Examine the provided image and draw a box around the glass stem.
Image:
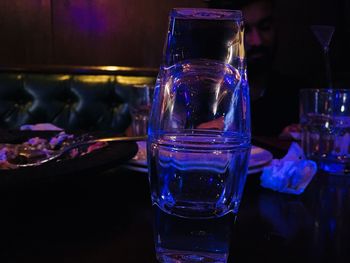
[323,46,333,89]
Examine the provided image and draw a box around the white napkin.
[20,123,63,131]
[260,142,317,195]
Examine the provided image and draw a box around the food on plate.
[0,132,107,169]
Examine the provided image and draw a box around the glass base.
[153,206,234,263]
[156,248,228,263]
[319,160,350,175]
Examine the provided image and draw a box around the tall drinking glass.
[147,8,250,263]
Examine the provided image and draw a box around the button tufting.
[1,69,156,132]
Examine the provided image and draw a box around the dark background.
[0,0,349,87]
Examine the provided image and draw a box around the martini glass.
[310,25,335,89]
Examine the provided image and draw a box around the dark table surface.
[1,135,350,263]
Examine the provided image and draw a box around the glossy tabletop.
[1,137,350,263]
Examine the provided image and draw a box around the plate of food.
[0,130,138,185]
[124,141,273,174]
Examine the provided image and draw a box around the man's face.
[243,1,276,74]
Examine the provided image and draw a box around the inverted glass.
[147,8,251,263]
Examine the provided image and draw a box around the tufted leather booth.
[0,66,157,132]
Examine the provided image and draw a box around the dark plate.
[0,130,138,187]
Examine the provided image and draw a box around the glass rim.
[170,8,242,21]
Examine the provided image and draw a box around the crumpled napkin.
[260,142,317,195]
[20,123,63,131]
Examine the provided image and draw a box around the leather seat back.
[0,67,156,132]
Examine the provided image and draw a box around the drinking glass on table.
[129,84,153,136]
[300,89,350,175]
[147,8,250,263]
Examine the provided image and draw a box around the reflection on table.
[1,137,350,263]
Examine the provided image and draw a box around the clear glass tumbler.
[300,89,350,175]
[147,8,251,263]
[129,84,153,136]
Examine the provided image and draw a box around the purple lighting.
[68,2,107,34]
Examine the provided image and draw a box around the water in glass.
[148,8,250,263]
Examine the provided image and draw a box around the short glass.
[129,84,153,136]
[148,8,250,263]
[300,89,350,175]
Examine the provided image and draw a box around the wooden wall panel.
[0,0,52,65]
[0,0,347,80]
[51,0,206,67]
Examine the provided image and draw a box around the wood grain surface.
[0,0,52,65]
[0,0,206,67]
